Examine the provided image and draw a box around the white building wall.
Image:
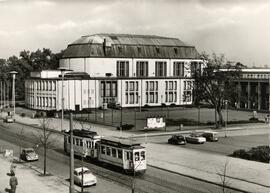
[60,57,202,78]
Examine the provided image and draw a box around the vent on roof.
[118,46,123,53]
[137,47,142,53]
[174,48,178,55]
[156,47,160,54]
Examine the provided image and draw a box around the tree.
[33,114,55,175]
[194,53,242,128]
[217,159,231,193]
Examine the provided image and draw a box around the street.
[0,120,243,193]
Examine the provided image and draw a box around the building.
[25,34,203,111]
[236,69,270,111]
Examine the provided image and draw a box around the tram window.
[141,151,145,160]
[68,137,71,143]
[73,138,75,145]
[112,148,117,157]
[135,152,139,161]
[118,149,122,159]
[80,139,83,147]
[86,141,90,148]
[125,152,129,160]
[101,146,106,154]
[106,147,111,156]
[76,139,79,146]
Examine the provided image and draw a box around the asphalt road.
[141,133,268,156]
[0,120,243,193]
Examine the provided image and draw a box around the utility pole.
[224,100,228,138]
[69,113,74,193]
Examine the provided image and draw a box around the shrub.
[166,118,200,126]
[20,113,26,117]
[230,146,269,163]
[117,124,134,130]
[249,117,259,122]
[170,103,176,107]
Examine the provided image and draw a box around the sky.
[0,0,270,67]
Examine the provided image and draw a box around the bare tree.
[33,114,55,175]
[217,159,231,193]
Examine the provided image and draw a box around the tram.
[64,129,146,173]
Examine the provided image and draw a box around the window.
[165,81,177,103]
[80,139,83,146]
[118,149,122,159]
[117,61,129,77]
[135,152,140,161]
[136,61,149,77]
[145,81,159,104]
[101,146,106,154]
[137,47,142,53]
[141,151,145,160]
[155,61,167,77]
[101,81,117,98]
[156,47,160,54]
[125,81,139,105]
[173,62,184,76]
[112,148,117,157]
[106,147,111,156]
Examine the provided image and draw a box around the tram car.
[97,137,146,173]
[64,129,101,158]
[64,130,147,173]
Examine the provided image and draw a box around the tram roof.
[65,129,100,138]
[100,137,144,149]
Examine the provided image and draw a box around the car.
[74,167,97,187]
[185,133,206,144]
[168,135,186,145]
[20,148,39,161]
[201,131,219,142]
[4,116,15,123]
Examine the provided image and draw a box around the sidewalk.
[145,143,270,193]
[0,155,68,193]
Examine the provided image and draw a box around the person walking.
[9,172,18,193]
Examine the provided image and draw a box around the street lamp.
[58,67,69,132]
[10,71,18,117]
[224,100,228,138]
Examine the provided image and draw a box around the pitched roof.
[62,33,200,59]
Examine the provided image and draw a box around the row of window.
[27,81,56,91]
[100,81,117,97]
[67,137,96,149]
[100,145,123,159]
[116,61,200,77]
[32,97,56,108]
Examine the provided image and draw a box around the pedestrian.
[10,162,16,175]
[9,172,18,193]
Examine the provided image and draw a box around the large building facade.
[236,69,270,111]
[25,34,203,111]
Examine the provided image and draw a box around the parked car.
[185,133,206,144]
[20,148,39,161]
[4,116,15,123]
[74,167,97,187]
[168,135,186,145]
[201,131,219,142]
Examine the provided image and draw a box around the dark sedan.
[168,135,186,145]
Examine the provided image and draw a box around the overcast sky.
[0,0,269,67]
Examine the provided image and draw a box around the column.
[258,82,261,110]
[247,82,250,109]
[237,81,241,108]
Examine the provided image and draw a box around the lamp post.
[58,67,69,132]
[10,71,18,117]
[69,113,74,193]
[224,100,228,138]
